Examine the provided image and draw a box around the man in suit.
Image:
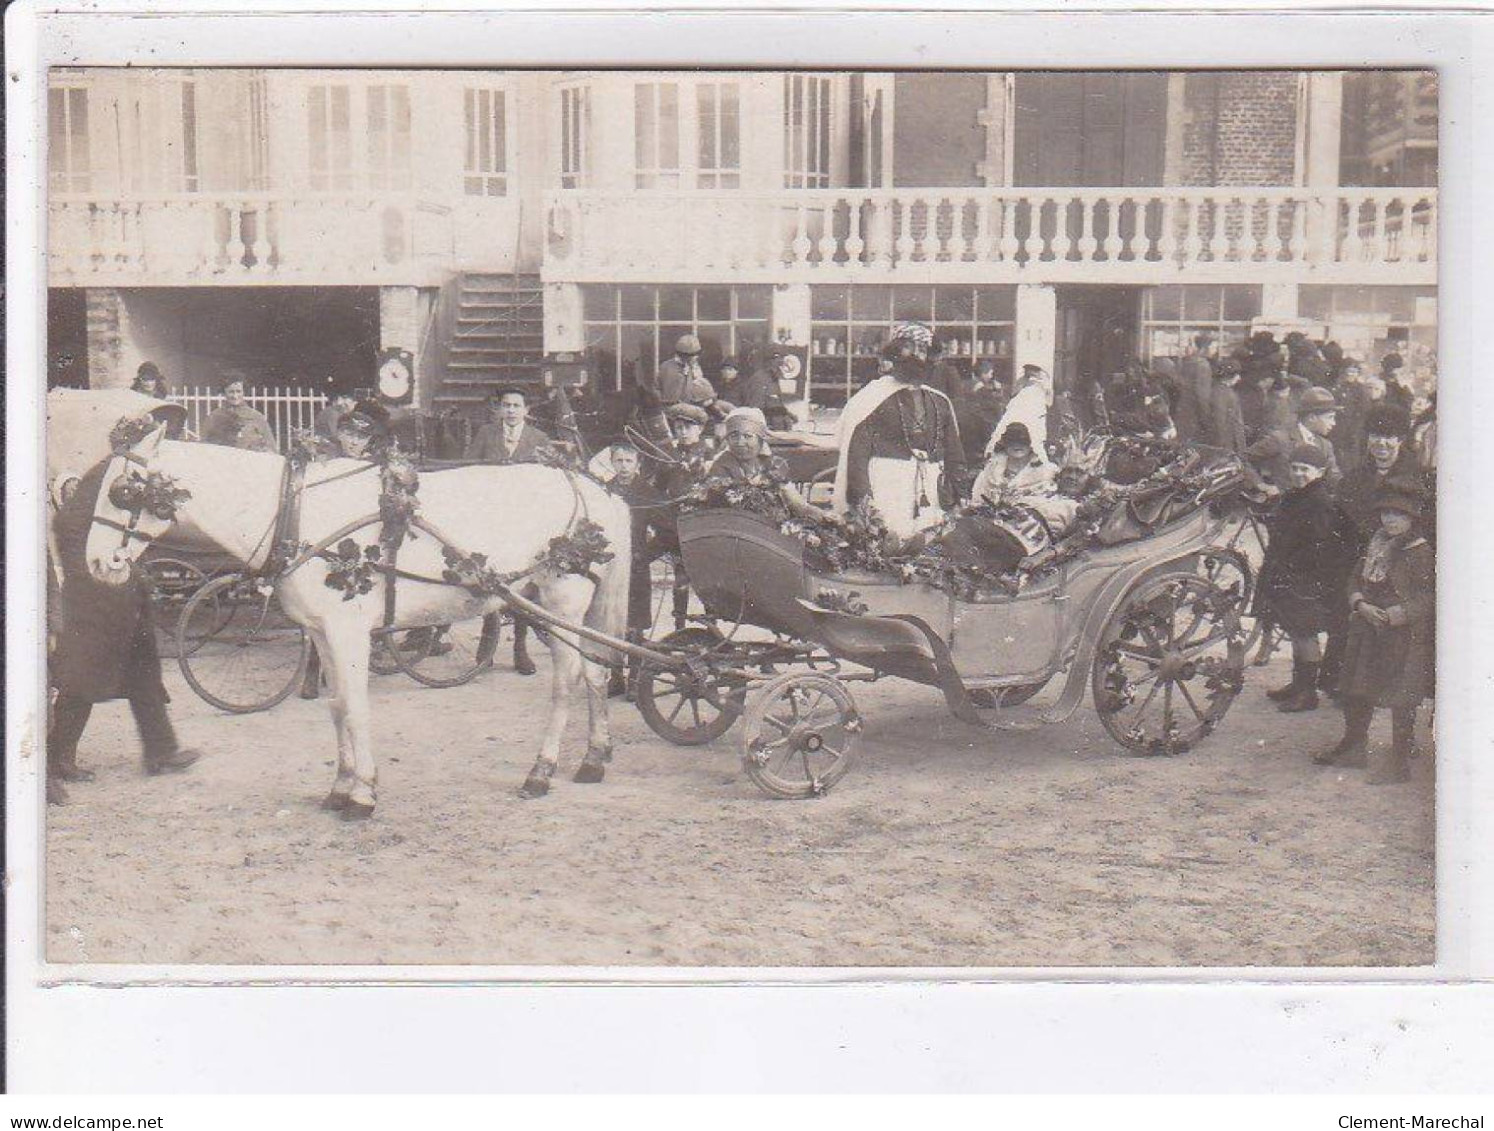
[1175,336,1216,444]
[465,387,552,464]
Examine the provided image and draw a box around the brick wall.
[85,288,130,390]
[1180,72,1300,187]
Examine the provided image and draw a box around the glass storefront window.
[1140,285,1260,361]
[581,284,773,392]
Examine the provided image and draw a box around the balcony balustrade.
[544,187,1436,285]
[48,193,456,287]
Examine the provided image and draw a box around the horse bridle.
[91,449,171,551]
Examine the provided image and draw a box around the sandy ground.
[43,643,1434,968]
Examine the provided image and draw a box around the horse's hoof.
[322,791,350,811]
[340,800,375,821]
[573,761,606,785]
[518,774,551,800]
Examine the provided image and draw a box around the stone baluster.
[1076,197,1097,260]
[894,198,914,265]
[998,198,1020,262]
[969,197,992,263]
[946,196,968,262]
[1341,194,1365,264]
[790,202,813,266]
[224,201,248,272]
[844,197,866,265]
[1371,195,1390,264]
[1179,198,1202,264]
[816,198,838,265]
[1100,197,1123,260]
[1205,196,1228,261]
[1262,197,1283,261]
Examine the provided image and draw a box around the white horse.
[83,425,632,817]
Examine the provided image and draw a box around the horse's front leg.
[578,650,613,782]
[308,626,356,810]
[318,617,378,819]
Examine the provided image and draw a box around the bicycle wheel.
[177,573,310,713]
[139,555,208,659]
[388,613,502,689]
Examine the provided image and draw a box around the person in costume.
[832,322,964,539]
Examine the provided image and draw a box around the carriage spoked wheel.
[380,613,503,689]
[1198,547,1264,653]
[636,627,747,746]
[139,555,209,659]
[177,573,310,714]
[1092,571,1247,757]
[741,671,860,800]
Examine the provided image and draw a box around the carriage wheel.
[741,672,860,799]
[635,627,746,746]
[386,613,502,688]
[1198,547,1263,653]
[1092,571,1246,756]
[177,573,310,714]
[139,555,208,659]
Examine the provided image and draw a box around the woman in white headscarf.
[986,364,1054,461]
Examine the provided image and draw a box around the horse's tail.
[584,488,632,664]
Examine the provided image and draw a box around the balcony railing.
[544,187,1437,284]
[48,193,457,287]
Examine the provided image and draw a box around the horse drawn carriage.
[627,458,1256,798]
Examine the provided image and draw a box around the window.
[48,86,91,194]
[696,82,741,189]
[1340,71,1438,188]
[784,75,832,188]
[560,86,591,189]
[367,85,412,191]
[1298,285,1437,360]
[634,82,681,189]
[464,87,509,196]
[808,285,1016,407]
[582,285,772,393]
[308,84,353,191]
[180,80,200,192]
[1139,286,1261,361]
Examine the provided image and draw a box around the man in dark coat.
[718,355,770,413]
[1257,444,1358,713]
[921,341,963,403]
[1205,359,1248,454]
[48,465,201,804]
[1173,341,1214,444]
[953,360,1008,464]
[603,442,666,698]
[465,388,552,464]
[1245,386,1342,492]
[642,334,717,409]
[1314,480,1434,782]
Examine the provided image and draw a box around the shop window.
[308,84,353,191]
[464,87,509,196]
[696,82,741,189]
[48,85,92,194]
[808,284,1016,407]
[784,75,832,189]
[1298,285,1437,361]
[1139,285,1261,360]
[367,84,412,192]
[560,86,591,189]
[582,285,773,392]
[635,82,681,189]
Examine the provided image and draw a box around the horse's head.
[84,420,188,585]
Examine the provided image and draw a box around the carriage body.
[679,504,1222,692]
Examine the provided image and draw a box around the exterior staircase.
[431,272,545,411]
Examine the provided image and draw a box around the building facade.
[48,68,1438,435]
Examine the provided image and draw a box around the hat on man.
[674,334,703,357]
[1288,442,1330,469]
[339,398,390,436]
[664,402,710,426]
[998,422,1033,450]
[1364,402,1412,440]
[1297,387,1338,417]
[1374,478,1425,519]
[1214,358,1241,380]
